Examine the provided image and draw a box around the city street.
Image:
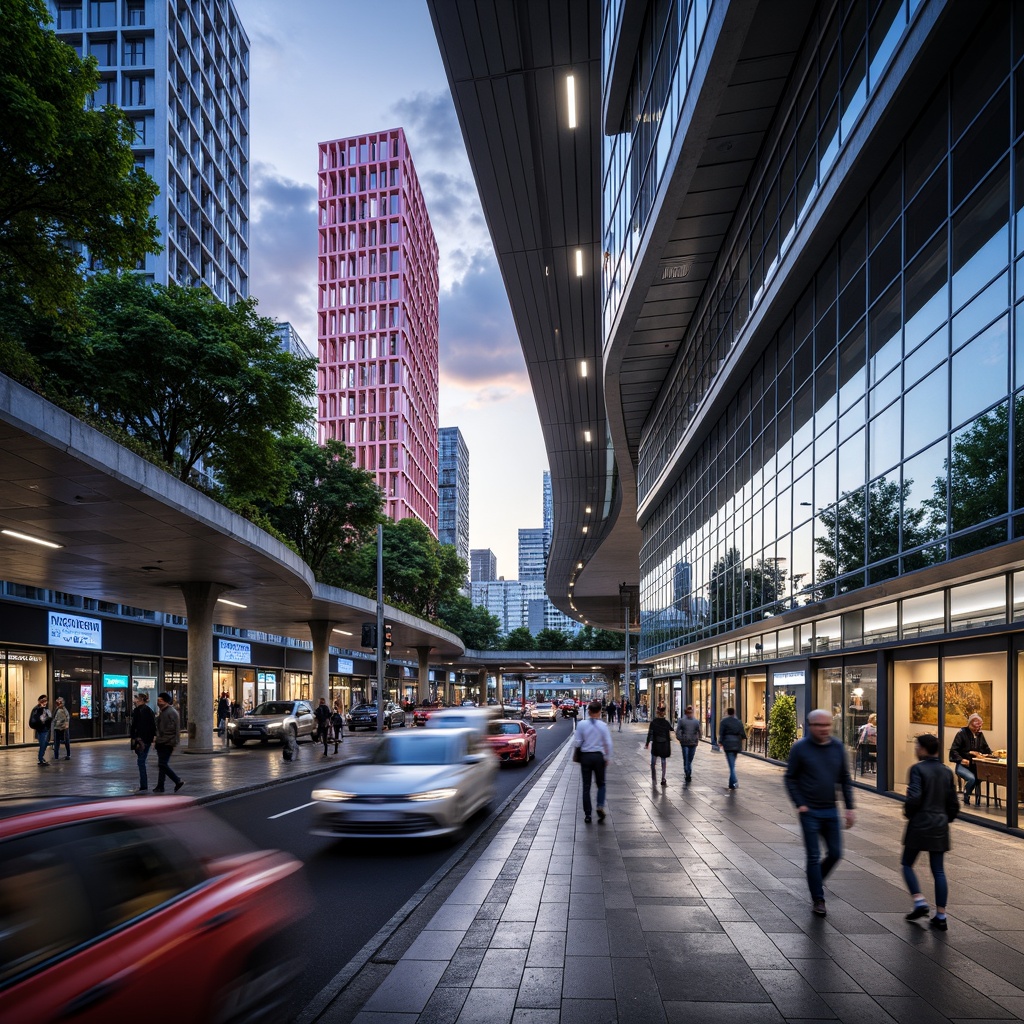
[208,716,575,1013]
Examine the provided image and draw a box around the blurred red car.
[486,719,537,764]
[0,796,307,1024]
[413,700,445,726]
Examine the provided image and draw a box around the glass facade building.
[438,426,470,565]
[609,1,1024,830]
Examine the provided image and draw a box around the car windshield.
[490,723,521,735]
[371,734,463,765]
[250,702,294,716]
[352,705,377,712]
[535,703,552,709]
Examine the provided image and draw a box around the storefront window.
[329,675,352,713]
[256,671,277,704]
[818,666,843,739]
[777,628,795,657]
[2,651,47,745]
[689,676,712,740]
[1013,571,1024,621]
[902,592,944,638]
[949,578,1006,631]
[283,672,310,701]
[163,660,188,727]
[54,652,100,740]
[846,664,877,780]
[214,667,235,709]
[893,657,939,792]
[718,673,736,728]
[943,650,1007,823]
[132,659,158,707]
[100,655,130,737]
[863,602,897,642]
[743,672,767,753]
[815,617,842,651]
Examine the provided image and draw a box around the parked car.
[413,701,445,727]
[502,702,523,718]
[486,719,537,765]
[310,728,497,839]
[0,796,307,1024]
[226,700,315,747]
[559,700,578,719]
[347,701,406,731]
[530,701,558,722]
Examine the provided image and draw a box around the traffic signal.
[383,622,393,650]
[361,622,378,649]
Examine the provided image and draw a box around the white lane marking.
[268,800,316,819]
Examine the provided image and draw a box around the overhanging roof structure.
[0,374,465,660]
[428,0,641,632]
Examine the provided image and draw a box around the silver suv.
[227,700,315,747]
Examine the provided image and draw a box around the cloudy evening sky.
[235,0,548,577]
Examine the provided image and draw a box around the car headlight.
[408,788,458,802]
[312,789,355,801]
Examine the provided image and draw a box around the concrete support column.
[179,581,227,754]
[477,668,488,704]
[610,671,621,704]
[416,646,432,704]
[308,620,333,705]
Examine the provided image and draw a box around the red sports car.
[486,719,537,765]
[413,701,445,726]
[0,796,307,1024]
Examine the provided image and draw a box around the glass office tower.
[606,1,1024,828]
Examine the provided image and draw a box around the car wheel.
[285,725,297,745]
[230,737,245,748]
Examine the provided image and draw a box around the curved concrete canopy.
[0,374,464,660]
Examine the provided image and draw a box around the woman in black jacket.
[903,733,959,931]
[645,704,673,787]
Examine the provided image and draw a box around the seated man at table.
[948,713,992,806]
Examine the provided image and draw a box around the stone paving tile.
[515,966,562,1008]
[454,988,516,1024]
[873,995,963,1024]
[820,992,901,1024]
[561,955,614,998]
[663,1002,785,1024]
[401,930,465,961]
[416,987,469,1024]
[525,930,565,968]
[489,921,533,949]
[565,917,610,956]
[722,921,793,970]
[611,957,667,1024]
[424,905,479,932]
[636,903,725,932]
[653,953,772,1003]
[436,948,485,989]
[558,998,618,1023]
[473,948,527,988]
[753,968,838,1018]
[533,902,568,931]
[361,960,449,1014]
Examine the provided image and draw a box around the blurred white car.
[425,706,499,741]
[310,729,497,839]
[530,702,558,721]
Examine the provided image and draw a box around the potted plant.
[767,692,798,761]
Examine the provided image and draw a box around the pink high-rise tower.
[317,128,439,533]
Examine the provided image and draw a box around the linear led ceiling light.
[580,360,588,377]
[584,430,592,442]
[333,628,353,636]
[217,597,247,608]
[566,74,577,129]
[575,248,584,277]
[1,528,62,549]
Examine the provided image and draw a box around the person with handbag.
[572,700,614,824]
[129,692,157,792]
[903,732,959,930]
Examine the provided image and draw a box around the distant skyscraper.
[316,127,439,533]
[438,427,470,565]
[518,528,547,582]
[542,470,552,549]
[47,0,250,303]
[470,549,497,583]
[273,322,316,439]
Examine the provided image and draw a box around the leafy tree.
[535,628,572,650]
[767,692,798,761]
[254,436,383,576]
[436,595,502,650]
[590,628,630,650]
[335,517,466,618]
[503,627,535,651]
[0,0,159,327]
[30,274,315,492]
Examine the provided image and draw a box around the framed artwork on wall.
[910,680,992,727]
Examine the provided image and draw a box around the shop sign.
[7,652,44,663]
[103,674,129,688]
[639,677,649,691]
[337,658,353,674]
[80,685,92,720]
[774,670,806,687]
[448,672,456,683]
[48,612,102,649]
[257,671,276,684]
[218,639,251,664]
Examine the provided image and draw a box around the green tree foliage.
[29,274,315,493]
[436,595,502,650]
[255,436,383,576]
[0,0,160,328]
[708,548,787,625]
[767,692,798,761]
[503,627,535,651]
[332,517,467,618]
[535,628,572,651]
[591,628,630,650]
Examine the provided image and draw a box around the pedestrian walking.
[52,696,71,760]
[129,691,157,791]
[607,700,617,727]
[718,706,747,789]
[645,704,672,786]
[216,691,230,737]
[902,732,959,931]
[153,691,184,793]
[28,694,51,766]
[784,708,856,917]
[573,699,614,824]
[314,697,332,756]
[230,697,242,720]
[617,699,624,732]
[625,699,632,723]
[331,697,345,752]
[675,704,701,783]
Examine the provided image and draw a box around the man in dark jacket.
[29,695,51,766]
[675,705,702,783]
[717,707,746,789]
[948,714,992,806]
[645,704,673,786]
[902,733,959,931]
[129,692,157,791]
[216,692,230,737]
[154,692,184,793]
[785,709,855,917]
[313,697,332,756]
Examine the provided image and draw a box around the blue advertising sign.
[48,612,102,649]
[218,639,251,664]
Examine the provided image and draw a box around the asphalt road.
[207,715,575,1015]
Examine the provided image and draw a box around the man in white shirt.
[573,700,614,823]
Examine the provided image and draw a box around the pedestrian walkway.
[325,724,1024,1024]
[0,732,369,803]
